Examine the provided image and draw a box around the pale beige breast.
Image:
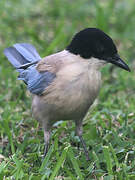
[40,61,101,120]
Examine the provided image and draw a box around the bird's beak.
[107,54,131,72]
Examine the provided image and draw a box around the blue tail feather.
[4,43,41,69]
[13,43,41,62]
[4,47,30,68]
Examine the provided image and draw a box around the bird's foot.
[79,135,90,161]
[43,143,49,158]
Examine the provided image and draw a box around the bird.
[4,28,130,160]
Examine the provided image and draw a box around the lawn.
[0,0,135,179]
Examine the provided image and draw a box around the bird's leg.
[43,127,51,157]
[44,131,50,157]
[75,120,90,161]
[79,135,90,161]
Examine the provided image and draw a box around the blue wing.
[18,65,56,95]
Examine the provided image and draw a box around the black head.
[66,28,130,71]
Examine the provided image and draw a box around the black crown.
[66,28,117,60]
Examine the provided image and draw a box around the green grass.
[0,0,135,179]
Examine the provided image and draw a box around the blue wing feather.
[18,65,56,95]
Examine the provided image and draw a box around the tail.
[4,43,55,95]
[4,43,41,70]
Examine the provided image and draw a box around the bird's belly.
[58,86,99,120]
[43,75,100,120]
[32,89,94,123]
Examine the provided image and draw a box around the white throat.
[63,50,107,70]
[87,57,107,70]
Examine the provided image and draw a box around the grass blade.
[0,161,8,174]
[63,167,77,180]
[49,147,67,180]
[2,114,15,154]
[109,143,119,169]
[67,147,84,180]
[103,146,113,175]
[39,144,54,172]
[92,150,100,169]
